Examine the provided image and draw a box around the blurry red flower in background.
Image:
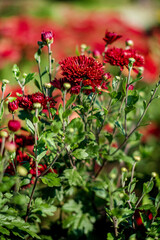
[103,30,122,45]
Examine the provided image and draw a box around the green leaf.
[72,149,88,160]
[34,79,41,91]
[66,95,77,109]
[25,119,35,134]
[64,169,85,187]
[0,226,10,235]
[143,181,154,194]
[102,106,108,115]
[37,150,47,162]
[24,73,35,85]
[115,121,125,135]
[65,118,85,145]
[58,103,63,122]
[62,109,72,119]
[41,173,61,187]
[155,192,160,208]
[127,94,139,107]
[62,199,82,213]
[107,232,114,240]
[18,110,32,121]
[0,105,4,121]
[75,45,80,56]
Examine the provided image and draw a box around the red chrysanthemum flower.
[124,48,144,68]
[59,55,105,94]
[104,47,144,70]
[104,47,126,70]
[103,31,122,45]
[18,95,33,110]
[15,134,34,148]
[8,99,19,113]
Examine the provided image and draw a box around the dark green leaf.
[24,73,35,85]
[66,95,77,109]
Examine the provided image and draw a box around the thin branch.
[111,81,160,156]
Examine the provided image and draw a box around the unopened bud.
[63,82,71,90]
[81,44,87,50]
[125,39,134,47]
[151,172,157,178]
[33,102,41,109]
[2,79,9,85]
[69,128,74,133]
[93,50,101,58]
[23,73,27,78]
[121,167,127,172]
[134,155,141,161]
[138,67,144,74]
[129,58,135,64]
[115,76,120,81]
[0,131,8,138]
[17,165,28,176]
[45,83,52,89]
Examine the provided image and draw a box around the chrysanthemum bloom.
[124,48,144,68]
[8,120,21,132]
[103,31,122,45]
[18,95,33,110]
[31,92,47,108]
[41,31,54,45]
[58,55,105,94]
[8,99,19,113]
[104,47,144,70]
[15,134,34,148]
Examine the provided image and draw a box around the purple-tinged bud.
[41,31,54,45]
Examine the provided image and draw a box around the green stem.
[124,66,132,136]
[111,81,160,156]
[37,56,44,94]
[25,151,61,222]
[34,108,39,177]
[48,44,52,83]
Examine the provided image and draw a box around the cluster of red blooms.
[104,47,144,71]
[3,133,56,187]
[8,92,56,113]
[52,55,110,94]
[102,31,144,71]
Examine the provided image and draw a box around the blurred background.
[0,0,160,174]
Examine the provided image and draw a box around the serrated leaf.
[41,173,61,187]
[64,169,85,187]
[72,149,88,160]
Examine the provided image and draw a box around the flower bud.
[41,31,54,45]
[69,128,74,133]
[121,167,127,172]
[17,165,28,176]
[23,73,27,78]
[2,79,9,85]
[128,84,134,90]
[129,58,136,64]
[5,141,16,152]
[63,82,71,90]
[125,39,134,47]
[93,50,101,58]
[8,100,19,113]
[33,102,42,109]
[151,172,157,178]
[8,120,21,132]
[133,155,141,162]
[0,131,8,138]
[138,67,144,74]
[45,83,52,89]
[81,44,87,50]
[115,76,120,81]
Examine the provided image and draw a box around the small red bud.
[8,120,21,132]
[41,31,54,45]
